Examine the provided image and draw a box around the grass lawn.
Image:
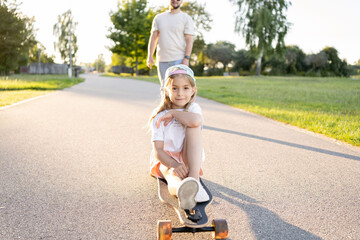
[105,74,360,147]
[0,74,84,107]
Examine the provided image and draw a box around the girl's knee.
[186,126,201,135]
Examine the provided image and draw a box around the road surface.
[1,74,359,239]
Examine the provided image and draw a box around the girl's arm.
[153,141,188,178]
[156,110,202,128]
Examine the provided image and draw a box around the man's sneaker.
[195,182,210,203]
[177,177,198,210]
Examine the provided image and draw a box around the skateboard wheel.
[157,220,172,240]
[212,219,228,239]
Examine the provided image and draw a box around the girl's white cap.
[164,64,196,85]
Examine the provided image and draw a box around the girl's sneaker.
[195,182,210,202]
[177,177,198,210]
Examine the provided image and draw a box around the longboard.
[158,177,212,227]
[156,177,229,239]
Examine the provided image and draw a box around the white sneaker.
[177,177,198,210]
[195,182,210,203]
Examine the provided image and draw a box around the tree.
[53,10,78,65]
[111,53,127,67]
[230,0,291,75]
[305,51,328,76]
[232,49,255,73]
[191,35,207,75]
[284,45,306,74]
[265,45,306,75]
[353,59,360,75]
[28,44,55,63]
[322,47,349,77]
[177,1,212,38]
[156,1,212,38]
[0,1,36,74]
[93,54,106,73]
[108,0,154,75]
[206,41,236,72]
[304,47,350,77]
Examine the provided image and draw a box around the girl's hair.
[148,74,197,126]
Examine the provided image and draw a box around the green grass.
[104,74,360,146]
[197,76,360,146]
[0,74,84,107]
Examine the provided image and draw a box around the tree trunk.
[135,36,139,76]
[135,56,139,76]
[256,51,263,76]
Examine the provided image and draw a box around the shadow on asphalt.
[204,125,360,161]
[203,179,323,240]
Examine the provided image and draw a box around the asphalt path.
[1,73,359,240]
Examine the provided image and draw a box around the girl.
[149,64,209,210]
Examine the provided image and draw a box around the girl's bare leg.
[183,126,209,202]
[159,164,182,196]
[182,127,203,180]
[159,164,198,209]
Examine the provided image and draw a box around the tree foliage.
[230,0,291,75]
[261,45,350,77]
[108,0,154,75]
[206,41,236,71]
[178,1,212,38]
[28,44,55,63]
[53,10,78,65]
[156,1,212,38]
[93,54,106,72]
[190,36,207,75]
[111,53,127,67]
[284,45,306,73]
[322,47,349,77]
[232,49,255,72]
[0,1,36,74]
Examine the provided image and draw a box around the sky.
[18,0,360,65]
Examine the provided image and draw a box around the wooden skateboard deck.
[157,177,213,228]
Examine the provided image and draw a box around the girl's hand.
[156,111,174,128]
[170,163,189,179]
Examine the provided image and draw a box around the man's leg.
[158,59,183,90]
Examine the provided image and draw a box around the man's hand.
[147,56,154,69]
[181,58,189,66]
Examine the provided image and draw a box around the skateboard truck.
[157,219,229,239]
[185,208,202,222]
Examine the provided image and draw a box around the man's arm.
[147,30,160,69]
[182,34,193,66]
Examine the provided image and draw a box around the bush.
[191,64,204,76]
[205,67,224,76]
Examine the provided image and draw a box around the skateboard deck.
[157,177,213,228]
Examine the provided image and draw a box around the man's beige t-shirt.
[151,11,194,63]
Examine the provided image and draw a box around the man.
[147,0,194,90]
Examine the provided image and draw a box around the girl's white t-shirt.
[152,103,202,153]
